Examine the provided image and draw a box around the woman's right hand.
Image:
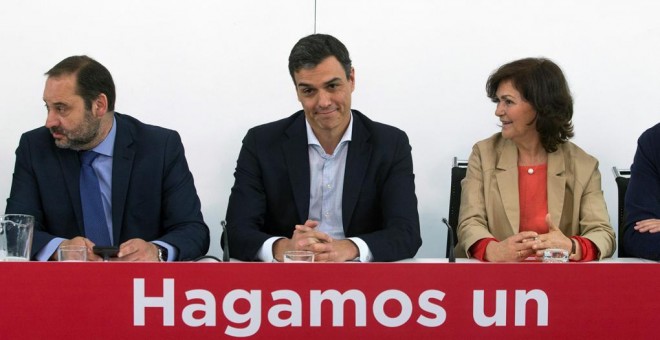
[485,231,539,262]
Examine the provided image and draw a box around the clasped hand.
[529,214,572,258]
[274,220,359,262]
[486,214,571,262]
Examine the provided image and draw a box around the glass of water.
[283,251,315,263]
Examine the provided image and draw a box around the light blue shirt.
[91,115,116,241]
[37,116,176,261]
[258,113,373,262]
[307,117,351,240]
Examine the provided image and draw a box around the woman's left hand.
[531,214,572,257]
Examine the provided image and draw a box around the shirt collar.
[91,115,116,157]
[305,111,353,149]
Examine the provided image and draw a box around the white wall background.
[1,0,658,259]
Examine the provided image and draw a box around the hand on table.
[485,231,538,262]
[115,238,159,262]
[54,236,100,261]
[531,214,574,258]
[273,220,358,262]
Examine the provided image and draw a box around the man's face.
[43,74,101,150]
[294,56,355,137]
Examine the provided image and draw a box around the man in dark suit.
[624,122,660,260]
[5,55,209,261]
[225,34,421,262]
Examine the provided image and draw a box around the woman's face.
[493,80,539,146]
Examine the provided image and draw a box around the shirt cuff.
[258,236,284,262]
[469,238,497,262]
[36,238,66,261]
[348,237,373,262]
[152,240,177,262]
[571,236,598,262]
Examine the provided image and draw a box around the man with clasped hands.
[225,34,421,262]
[5,56,209,261]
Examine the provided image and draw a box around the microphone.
[442,218,456,263]
[221,220,230,262]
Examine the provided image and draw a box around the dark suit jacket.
[5,113,209,260]
[225,110,421,262]
[624,122,660,260]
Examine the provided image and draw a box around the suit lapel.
[547,147,566,228]
[111,115,135,245]
[283,113,311,223]
[342,112,371,230]
[58,149,84,235]
[495,140,520,233]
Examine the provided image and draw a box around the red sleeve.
[572,236,598,262]
[469,238,497,262]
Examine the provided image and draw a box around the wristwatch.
[570,238,577,255]
[155,244,168,262]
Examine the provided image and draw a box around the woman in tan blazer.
[457,58,615,262]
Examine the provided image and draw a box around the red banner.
[1,262,658,339]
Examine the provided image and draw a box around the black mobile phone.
[93,246,119,259]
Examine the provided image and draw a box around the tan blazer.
[456,133,615,259]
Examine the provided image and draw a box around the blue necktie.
[80,151,112,246]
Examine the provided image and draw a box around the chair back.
[612,167,631,257]
[447,157,468,258]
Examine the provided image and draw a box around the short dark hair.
[288,34,352,81]
[45,55,116,112]
[486,57,574,153]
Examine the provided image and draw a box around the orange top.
[469,164,597,261]
[519,164,548,233]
